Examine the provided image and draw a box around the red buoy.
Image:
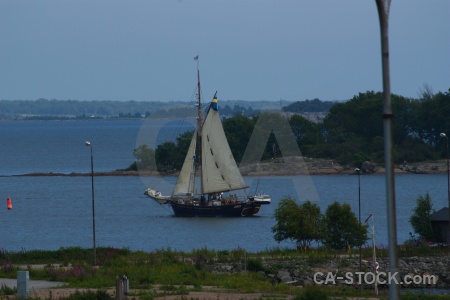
[7,197,12,210]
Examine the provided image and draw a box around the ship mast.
[196,63,204,195]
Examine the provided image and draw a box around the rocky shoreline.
[208,255,450,290]
[12,158,450,177]
[239,157,450,176]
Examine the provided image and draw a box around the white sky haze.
[0,0,449,102]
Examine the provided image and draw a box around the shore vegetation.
[1,246,449,299]
[129,90,450,172]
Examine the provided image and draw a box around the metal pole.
[375,1,399,299]
[372,216,378,296]
[446,137,450,247]
[440,133,450,247]
[446,139,450,247]
[445,135,450,247]
[365,214,378,296]
[90,146,97,266]
[86,141,97,266]
[355,168,362,292]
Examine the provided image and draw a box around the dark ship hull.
[169,201,261,217]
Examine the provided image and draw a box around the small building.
[430,207,449,243]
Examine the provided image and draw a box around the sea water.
[0,119,448,252]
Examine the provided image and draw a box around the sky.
[0,0,449,102]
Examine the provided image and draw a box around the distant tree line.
[0,98,156,117]
[317,89,450,165]
[0,98,275,119]
[220,104,258,117]
[131,89,450,170]
[283,98,336,113]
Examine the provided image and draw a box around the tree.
[409,193,435,242]
[155,142,180,172]
[133,144,156,171]
[253,112,299,160]
[272,197,323,249]
[283,98,335,113]
[415,89,450,148]
[289,114,323,157]
[132,131,195,173]
[173,130,195,166]
[322,202,368,250]
[317,91,441,165]
[222,115,255,163]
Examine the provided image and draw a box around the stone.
[361,161,378,174]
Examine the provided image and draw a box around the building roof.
[430,207,449,222]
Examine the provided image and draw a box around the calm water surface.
[0,120,448,252]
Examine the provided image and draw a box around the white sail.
[172,130,197,197]
[201,106,248,194]
[143,65,267,218]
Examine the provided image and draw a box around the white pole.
[372,216,378,296]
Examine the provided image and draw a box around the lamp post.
[85,141,97,265]
[375,0,399,298]
[440,132,450,247]
[355,168,362,291]
[365,214,378,296]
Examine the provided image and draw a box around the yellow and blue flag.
[211,92,218,111]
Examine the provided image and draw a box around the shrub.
[295,286,328,300]
[64,290,113,300]
[246,258,264,272]
[409,193,436,242]
[0,283,17,296]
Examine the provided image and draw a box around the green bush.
[295,286,328,300]
[246,258,264,272]
[63,290,113,300]
[409,193,436,242]
[0,283,17,296]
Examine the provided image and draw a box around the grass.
[0,283,17,296]
[1,245,449,299]
[401,293,450,300]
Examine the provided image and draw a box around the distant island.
[3,89,450,170]
[13,158,450,177]
[0,98,336,121]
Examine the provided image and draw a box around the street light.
[85,141,97,265]
[365,214,378,296]
[355,167,362,291]
[440,132,450,247]
[375,0,399,297]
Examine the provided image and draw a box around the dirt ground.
[24,287,290,300]
[19,287,384,300]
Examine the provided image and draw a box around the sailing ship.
[144,65,264,217]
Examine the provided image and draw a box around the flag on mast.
[194,55,199,61]
[211,92,218,111]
